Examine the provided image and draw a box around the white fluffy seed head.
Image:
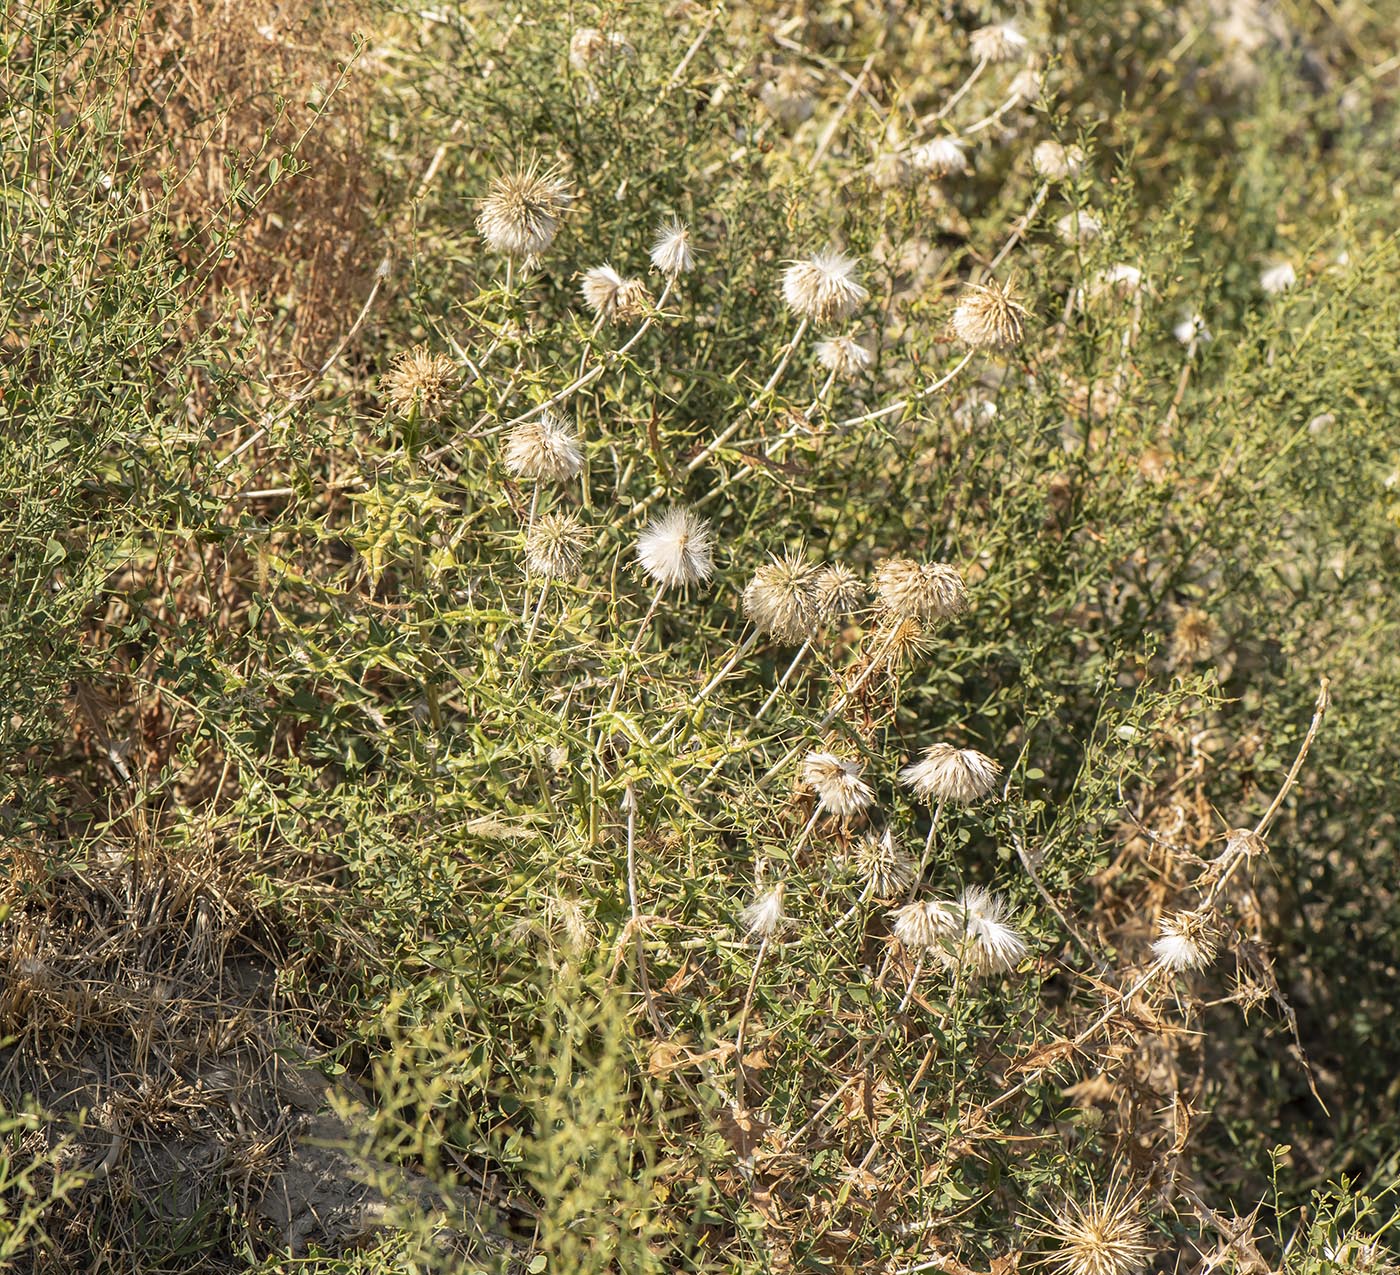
[874,558,969,622]
[1056,210,1103,244]
[1151,910,1217,972]
[1032,140,1086,181]
[815,334,874,378]
[503,412,583,483]
[801,751,874,818]
[580,264,651,322]
[1080,264,1145,306]
[636,506,715,589]
[740,882,787,939]
[890,899,961,950]
[650,217,696,276]
[957,886,1029,976]
[912,136,969,178]
[899,743,1002,805]
[782,251,869,324]
[477,161,571,261]
[970,23,1030,64]
[1260,261,1297,294]
[743,549,819,644]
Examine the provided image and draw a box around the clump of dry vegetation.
[5,0,1400,1271]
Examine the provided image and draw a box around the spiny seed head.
[525,511,588,579]
[809,563,867,622]
[380,344,457,421]
[503,411,583,483]
[890,899,961,950]
[815,334,874,378]
[956,886,1029,976]
[951,279,1029,351]
[1032,140,1086,181]
[1056,210,1102,244]
[1038,1181,1151,1275]
[801,751,874,818]
[848,828,915,897]
[875,558,969,622]
[912,136,970,178]
[740,882,786,938]
[970,22,1030,64]
[581,264,652,322]
[782,251,869,324]
[743,549,819,644]
[899,743,1002,805]
[636,506,714,589]
[1151,909,1217,972]
[650,217,696,276]
[477,160,571,261]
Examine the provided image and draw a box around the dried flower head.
[956,886,1029,976]
[1056,210,1102,244]
[1151,909,1217,972]
[801,751,874,818]
[1173,313,1212,344]
[782,251,869,325]
[970,23,1030,64]
[875,558,969,622]
[760,65,816,129]
[1008,67,1045,105]
[890,898,961,950]
[569,26,634,73]
[809,563,866,622]
[1038,1180,1151,1275]
[380,344,458,421]
[743,549,819,644]
[1260,261,1297,294]
[650,218,696,276]
[525,511,589,579]
[951,279,1029,351]
[478,160,571,261]
[848,828,915,897]
[1080,264,1145,305]
[899,743,1002,805]
[740,882,787,939]
[636,506,714,589]
[816,334,874,378]
[1032,140,1086,181]
[1170,605,1222,666]
[581,264,651,322]
[872,151,913,189]
[503,411,583,483]
[912,136,969,178]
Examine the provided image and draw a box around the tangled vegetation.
[4,0,1400,1270]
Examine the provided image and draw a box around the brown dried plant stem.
[984,678,1331,1116]
[912,798,946,896]
[733,933,773,1111]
